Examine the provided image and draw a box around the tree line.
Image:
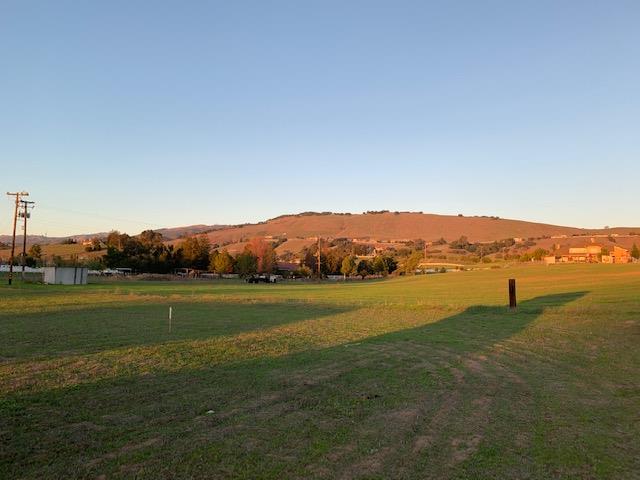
[11,229,639,275]
[99,231,279,276]
[297,238,399,277]
[95,231,406,277]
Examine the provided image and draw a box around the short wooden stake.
[169,306,173,332]
[508,279,517,309]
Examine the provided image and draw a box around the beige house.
[602,245,631,264]
[560,245,602,263]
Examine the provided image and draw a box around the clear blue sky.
[1,0,638,236]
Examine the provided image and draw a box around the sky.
[1,0,639,237]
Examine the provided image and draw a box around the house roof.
[276,261,299,271]
[612,245,630,252]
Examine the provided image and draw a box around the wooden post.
[508,279,517,309]
[21,200,28,279]
[169,306,172,333]
[7,193,21,285]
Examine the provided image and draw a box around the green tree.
[356,259,372,279]
[85,258,104,270]
[91,237,103,251]
[28,244,42,260]
[450,236,471,250]
[325,249,346,275]
[301,244,328,277]
[99,229,179,273]
[532,248,549,261]
[211,249,235,274]
[520,253,532,262]
[294,265,312,278]
[235,251,257,277]
[632,243,640,260]
[120,235,144,258]
[103,246,126,268]
[157,245,182,273]
[106,230,124,249]
[181,236,211,270]
[372,255,389,275]
[340,255,357,278]
[403,251,423,274]
[138,230,163,250]
[385,256,398,273]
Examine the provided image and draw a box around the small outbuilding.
[43,267,88,285]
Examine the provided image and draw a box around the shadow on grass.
[364,291,589,352]
[0,301,355,361]
[0,291,588,478]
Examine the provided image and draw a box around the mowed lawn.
[1,266,639,479]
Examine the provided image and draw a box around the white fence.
[0,265,43,273]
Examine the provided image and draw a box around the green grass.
[1,265,639,479]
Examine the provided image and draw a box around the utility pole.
[20,200,35,279]
[6,191,29,285]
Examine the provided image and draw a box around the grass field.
[1,265,639,479]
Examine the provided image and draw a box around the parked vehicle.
[246,274,281,284]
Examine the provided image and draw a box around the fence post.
[508,279,517,309]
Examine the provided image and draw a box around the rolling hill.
[180,211,638,247]
[3,212,638,260]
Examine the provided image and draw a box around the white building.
[43,267,88,285]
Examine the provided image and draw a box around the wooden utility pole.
[508,278,517,309]
[6,192,28,285]
[20,200,35,279]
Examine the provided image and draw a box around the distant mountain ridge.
[0,224,225,246]
[2,212,638,248]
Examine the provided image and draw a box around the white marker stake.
[169,306,172,333]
